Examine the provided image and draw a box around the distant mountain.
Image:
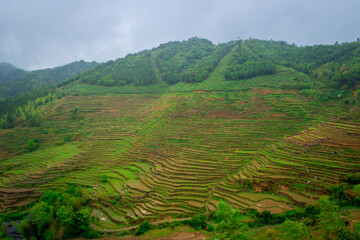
[0,62,26,85]
[0,60,99,98]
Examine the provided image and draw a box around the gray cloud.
[0,0,359,70]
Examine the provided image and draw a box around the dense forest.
[79,51,156,86]
[0,60,99,98]
[75,38,360,89]
[225,41,276,80]
[155,37,234,84]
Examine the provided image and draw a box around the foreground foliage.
[15,189,97,240]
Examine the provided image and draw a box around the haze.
[0,0,359,70]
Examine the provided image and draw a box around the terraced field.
[0,88,359,230]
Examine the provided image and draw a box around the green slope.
[0,60,99,98]
[0,63,26,85]
[0,37,360,237]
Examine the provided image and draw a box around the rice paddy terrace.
[0,86,359,230]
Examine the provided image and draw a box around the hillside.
[0,38,360,239]
[0,60,99,98]
[0,63,26,85]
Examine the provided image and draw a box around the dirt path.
[250,224,282,231]
[91,218,191,232]
[92,209,360,233]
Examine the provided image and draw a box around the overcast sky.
[0,0,359,70]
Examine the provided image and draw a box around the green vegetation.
[0,37,360,239]
[27,137,40,152]
[0,62,26,85]
[134,221,152,236]
[15,190,97,239]
[225,41,276,80]
[156,37,233,84]
[80,51,155,86]
[0,60,98,98]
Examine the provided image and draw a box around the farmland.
[0,38,360,238]
[1,87,359,229]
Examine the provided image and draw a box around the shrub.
[189,214,207,230]
[16,190,91,240]
[344,172,360,184]
[281,220,309,240]
[100,174,108,183]
[135,221,151,236]
[27,137,40,152]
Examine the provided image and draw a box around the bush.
[16,190,91,240]
[27,137,40,152]
[100,174,108,183]
[281,220,309,240]
[135,221,151,236]
[344,172,360,184]
[0,218,6,239]
[189,214,207,230]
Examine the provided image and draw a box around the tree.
[27,137,40,152]
[30,202,54,237]
[0,218,6,239]
[281,220,310,240]
[215,201,249,234]
[215,200,233,221]
[16,190,92,240]
[318,196,345,239]
[189,214,207,230]
[135,221,151,236]
[354,184,360,197]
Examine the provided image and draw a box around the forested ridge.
[77,37,360,90]
[0,60,99,98]
[0,63,27,85]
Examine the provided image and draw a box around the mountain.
[70,38,360,94]
[0,60,99,98]
[0,38,360,239]
[0,62,26,85]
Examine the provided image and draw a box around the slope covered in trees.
[155,37,234,84]
[0,63,26,85]
[0,60,99,98]
[79,51,156,86]
[73,38,360,94]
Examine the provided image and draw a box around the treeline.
[13,185,97,239]
[314,46,360,88]
[156,37,233,84]
[79,37,233,87]
[80,51,156,86]
[245,39,359,74]
[73,37,360,89]
[0,60,98,97]
[225,41,276,80]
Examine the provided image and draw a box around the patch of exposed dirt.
[250,88,296,95]
[252,182,269,192]
[238,101,246,107]
[78,231,210,240]
[278,185,290,191]
[267,113,287,119]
